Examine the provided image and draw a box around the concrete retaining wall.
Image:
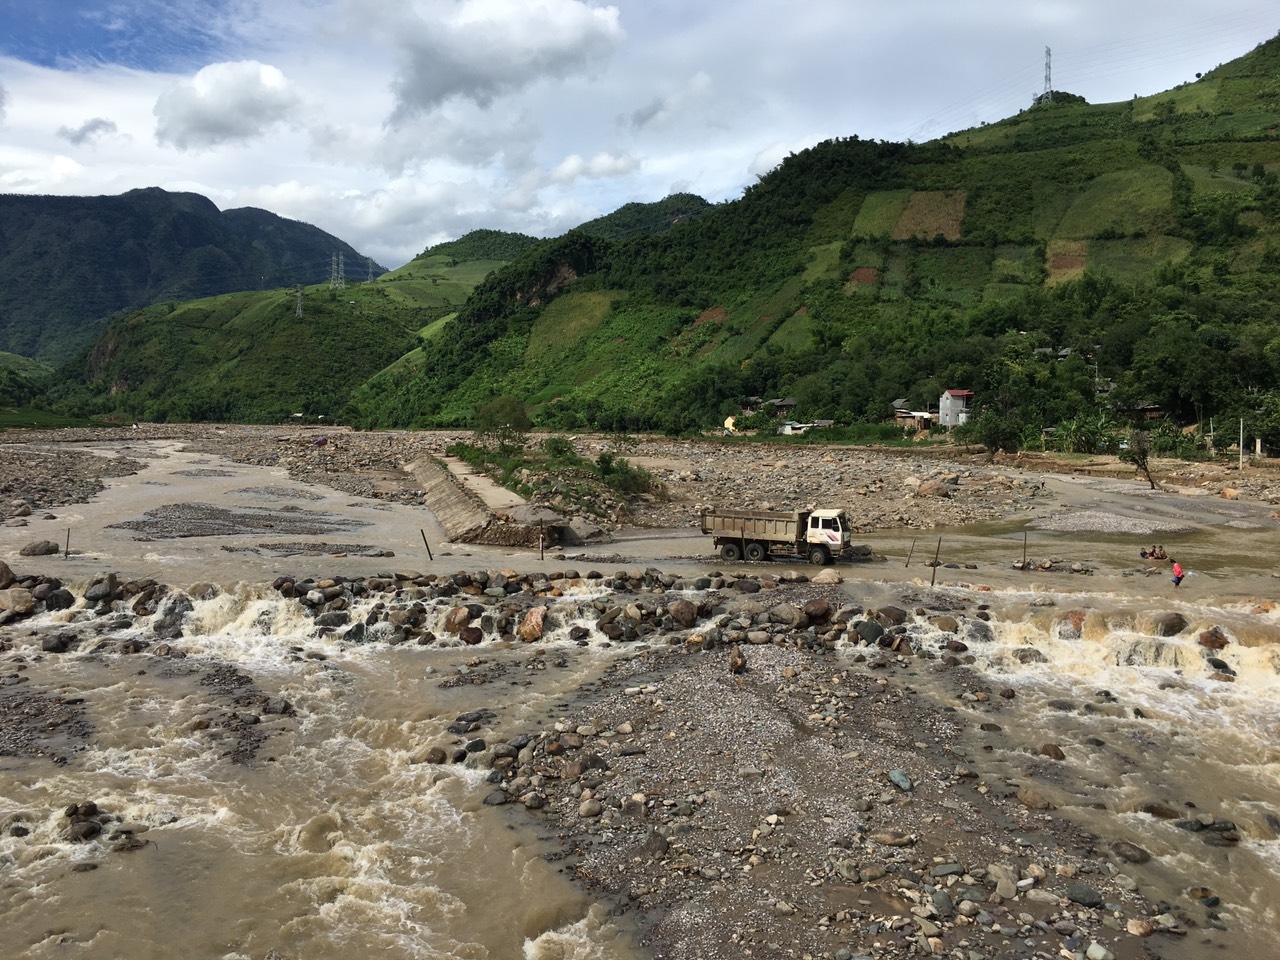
[408,455,490,543]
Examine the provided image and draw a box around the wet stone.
[1067,882,1103,907]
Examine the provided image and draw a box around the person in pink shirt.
[1171,560,1184,588]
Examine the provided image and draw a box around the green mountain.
[0,351,50,404]
[0,187,384,362]
[40,33,1280,445]
[49,230,533,423]
[344,33,1280,444]
[574,193,715,240]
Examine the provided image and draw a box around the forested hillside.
[345,33,1280,449]
[46,230,535,423]
[0,188,383,361]
[29,32,1280,449]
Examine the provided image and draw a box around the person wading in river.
[1171,559,1185,589]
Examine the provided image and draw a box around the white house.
[938,389,974,428]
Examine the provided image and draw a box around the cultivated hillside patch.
[1032,181,1078,240]
[853,190,911,237]
[802,241,844,284]
[892,190,966,241]
[1045,239,1088,285]
[844,266,880,294]
[527,291,620,359]
[991,244,1043,284]
[910,247,994,306]
[1053,167,1173,239]
[1088,236,1193,282]
[809,186,867,243]
[1132,81,1220,121]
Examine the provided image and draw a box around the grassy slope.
[52,35,1280,429]
[390,33,1280,427]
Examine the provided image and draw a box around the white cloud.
[626,72,713,131]
[548,151,637,183]
[0,1,1273,270]
[57,117,119,146]
[154,60,301,149]
[385,0,624,123]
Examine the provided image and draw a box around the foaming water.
[934,583,1280,951]
[0,598,646,960]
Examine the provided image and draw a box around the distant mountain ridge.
[0,187,384,361]
[343,32,1280,437]
[34,32,1280,443]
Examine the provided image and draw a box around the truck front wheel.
[721,542,743,562]
[745,541,767,562]
[808,545,830,566]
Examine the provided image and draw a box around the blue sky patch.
[0,0,233,71]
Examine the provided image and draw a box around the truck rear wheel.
[809,545,830,566]
[745,542,767,562]
[721,542,743,562]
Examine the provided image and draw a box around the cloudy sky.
[0,1,1273,269]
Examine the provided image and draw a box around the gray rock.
[988,863,1019,899]
[1110,840,1151,864]
[1067,882,1103,907]
[888,769,913,791]
[962,618,995,643]
[84,573,119,602]
[0,587,35,615]
[1150,612,1188,637]
[855,620,885,644]
[19,539,60,557]
[932,889,955,917]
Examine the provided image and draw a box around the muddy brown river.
[1,438,1278,958]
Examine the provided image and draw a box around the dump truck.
[699,507,855,565]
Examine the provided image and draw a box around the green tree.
[1120,430,1158,490]
[473,395,531,451]
[965,409,1023,459]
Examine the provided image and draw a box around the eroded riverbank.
[2,425,1280,959]
[2,555,1277,959]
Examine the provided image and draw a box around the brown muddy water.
[2,440,1280,958]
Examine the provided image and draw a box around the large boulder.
[1146,612,1188,637]
[563,517,608,545]
[854,619,885,645]
[667,598,699,629]
[441,606,472,633]
[19,540,60,557]
[0,587,35,616]
[916,479,952,499]
[873,605,908,627]
[518,606,546,642]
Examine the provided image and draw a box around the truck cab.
[804,508,852,564]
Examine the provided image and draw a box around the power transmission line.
[884,11,1272,144]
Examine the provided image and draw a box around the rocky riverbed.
[2,547,1262,960]
[3,424,1279,960]
[7,424,1279,541]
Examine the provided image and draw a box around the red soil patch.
[850,267,879,285]
[695,307,729,325]
[1051,255,1086,270]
